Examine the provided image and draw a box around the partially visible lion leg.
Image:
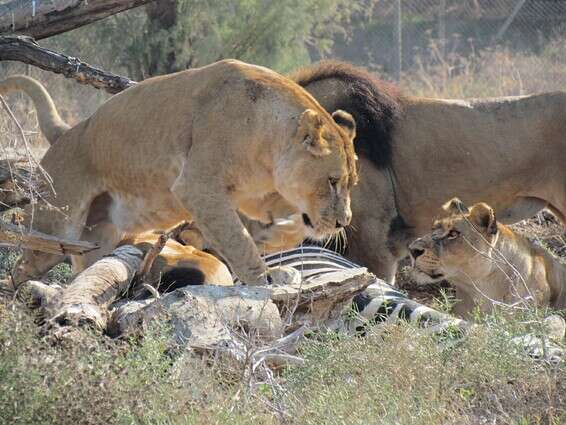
[156,244,234,291]
[12,155,103,286]
[71,193,124,273]
[119,233,233,291]
[347,220,402,285]
[498,197,548,224]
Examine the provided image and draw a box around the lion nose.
[409,247,425,259]
[336,208,352,228]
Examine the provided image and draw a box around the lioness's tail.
[0,75,70,144]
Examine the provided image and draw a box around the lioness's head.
[274,108,357,239]
[409,198,499,284]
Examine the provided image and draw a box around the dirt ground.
[397,210,566,308]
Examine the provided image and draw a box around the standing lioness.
[12,59,357,286]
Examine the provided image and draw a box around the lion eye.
[329,177,339,188]
[447,230,460,239]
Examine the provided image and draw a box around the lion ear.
[469,202,497,235]
[332,110,356,141]
[442,197,469,215]
[299,109,330,157]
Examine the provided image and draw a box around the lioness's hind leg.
[72,221,123,273]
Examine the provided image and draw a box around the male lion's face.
[408,198,499,284]
[274,108,358,240]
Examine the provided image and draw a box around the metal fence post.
[438,0,446,62]
[394,0,402,82]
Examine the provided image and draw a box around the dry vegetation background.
[0,1,565,424]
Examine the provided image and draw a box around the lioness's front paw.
[263,265,301,286]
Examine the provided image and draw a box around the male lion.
[290,62,566,283]
[409,198,566,318]
[5,60,357,286]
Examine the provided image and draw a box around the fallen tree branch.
[0,0,155,40]
[0,221,98,255]
[44,245,143,329]
[0,36,136,94]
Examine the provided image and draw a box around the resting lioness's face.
[409,198,499,284]
[274,109,357,240]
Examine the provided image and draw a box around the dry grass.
[0,299,563,425]
[403,38,566,98]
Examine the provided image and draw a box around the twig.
[0,95,59,229]
[136,221,190,287]
[137,233,168,283]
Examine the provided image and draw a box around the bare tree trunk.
[145,0,178,76]
[0,36,136,94]
[0,0,155,40]
[45,245,143,330]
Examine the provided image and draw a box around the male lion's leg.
[347,225,400,284]
[498,197,548,224]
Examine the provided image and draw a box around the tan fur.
[290,63,566,284]
[409,199,566,318]
[10,60,357,286]
[120,232,233,288]
[0,75,70,144]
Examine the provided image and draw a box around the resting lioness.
[409,198,566,317]
[8,59,357,286]
[120,232,233,290]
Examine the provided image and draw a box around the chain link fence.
[333,0,566,97]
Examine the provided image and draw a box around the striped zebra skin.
[234,246,469,333]
[233,246,563,363]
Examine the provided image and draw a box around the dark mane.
[291,61,402,169]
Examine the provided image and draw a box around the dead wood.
[45,245,143,329]
[108,285,283,341]
[109,268,374,353]
[0,220,98,255]
[0,36,136,94]
[0,0,155,40]
[269,268,375,326]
